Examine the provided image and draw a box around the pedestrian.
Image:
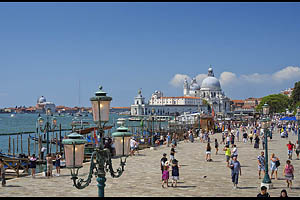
[0,159,6,187]
[236,129,240,142]
[254,135,260,149]
[46,153,54,178]
[161,161,169,188]
[215,139,219,155]
[228,155,241,189]
[257,186,270,197]
[258,151,265,179]
[283,160,294,190]
[160,153,168,175]
[166,133,171,147]
[171,159,180,187]
[280,189,288,197]
[183,132,188,143]
[223,145,231,163]
[243,132,248,143]
[189,131,194,143]
[130,137,136,156]
[270,153,280,180]
[286,141,295,160]
[230,132,235,148]
[29,154,37,178]
[295,140,300,160]
[231,145,238,158]
[206,143,212,161]
[221,132,225,144]
[170,144,176,162]
[249,131,253,144]
[41,146,46,160]
[55,153,62,176]
[226,134,230,146]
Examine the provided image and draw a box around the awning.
[280,116,296,121]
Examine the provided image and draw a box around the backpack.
[275,160,280,168]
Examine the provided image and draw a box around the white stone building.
[36,96,56,114]
[183,67,231,114]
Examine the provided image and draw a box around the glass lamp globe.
[262,103,270,115]
[90,86,112,123]
[112,126,132,157]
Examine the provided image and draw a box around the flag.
[94,127,98,144]
[211,106,215,117]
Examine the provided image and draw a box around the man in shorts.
[286,141,295,160]
[257,151,265,179]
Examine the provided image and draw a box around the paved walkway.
[1,127,300,197]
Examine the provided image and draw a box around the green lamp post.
[296,106,300,145]
[62,85,130,197]
[37,108,57,176]
[261,103,272,189]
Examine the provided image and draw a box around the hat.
[163,153,167,156]
[172,159,178,164]
[165,161,169,166]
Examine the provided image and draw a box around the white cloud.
[195,74,207,86]
[272,66,300,81]
[240,73,271,83]
[169,74,191,88]
[219,72,237,86]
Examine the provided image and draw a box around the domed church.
[183,67,231,114]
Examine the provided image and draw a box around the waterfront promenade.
[1,128,300,197]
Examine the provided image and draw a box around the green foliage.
[256,94,291,114]
[291,81,300,104]
[202,99,208,105]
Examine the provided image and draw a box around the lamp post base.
[261,182,273,190]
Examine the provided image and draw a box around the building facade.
[36,96,56,114]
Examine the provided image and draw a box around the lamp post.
[296,106,300,144]
[62,86,131,197]
[37,108,57,176]
[261,103,272,189]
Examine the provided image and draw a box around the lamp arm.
[104,149,127,178]
[71,151,97,189]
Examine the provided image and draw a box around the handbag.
[275,160,280,168]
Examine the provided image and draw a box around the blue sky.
[0,2,300,108]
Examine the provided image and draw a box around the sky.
[0,2,300,108]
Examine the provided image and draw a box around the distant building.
[280,88,294,97]
[36,96,56,114]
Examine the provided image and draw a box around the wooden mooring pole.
[8,136,11,155]
[28,136,30,156]
[56,132,58,154]
[17,134,19,154]
[21,133,23,154]
[13,138,15,156]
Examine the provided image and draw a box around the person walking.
[215,139,219,155]
[166,133,171,147]
[206,143,212,161]
[41,146,46,160]
[161,161,170,188]
[0,159,6,187]
[249,131,254,144]
[258,151,265,179]
[171,159,180,188]
[295,140,300,160]
[254,135,260,149]
[55,153,62,176]
[170,144,176,163]
[227,155,241,189]
[243,131,248,143]
[160,153,168,175]
[223,145,231,163]
[283,160,294,190]
[230,133,235,148]
[286,141,295,160]
[236,129,240,142]
[231,145,238,158]
[29,154,37,178]
[46,153,54,178]
[270,153,280,180]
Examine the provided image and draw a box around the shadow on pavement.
[175,185,197,188]
[4,185,22,187]
[238,186,258,189]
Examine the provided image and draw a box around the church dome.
[201,76,221,90]
[38,96,47,104]
[190,78,200,90]
[201,67,221,90]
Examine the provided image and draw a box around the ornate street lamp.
[296,106,300,144]
[62,85,130,197]
[37,108,57,176]
[261,103,272,189]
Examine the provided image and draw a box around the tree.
[256,94,291,114]
[291,81,300,104]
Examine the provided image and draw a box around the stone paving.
[1,127,300,197]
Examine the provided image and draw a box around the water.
[0,113,169,155]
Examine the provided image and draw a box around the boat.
[10,114,15,117]
[29,135,61,145]
[128,117,141,121]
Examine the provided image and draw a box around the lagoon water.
[0,113,168,155]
